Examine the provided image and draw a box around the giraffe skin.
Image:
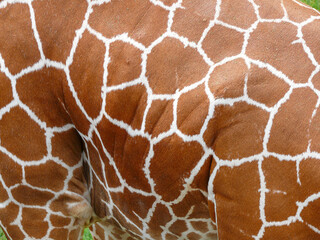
[0,0,320,239]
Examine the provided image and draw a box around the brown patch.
[247,22,314,83]
[2,226,25,240]
[209,59,247,99]
[51,129,83,167]
[190,156,213,192]
[17,67,71,127]
[284,0,319,23]
[247,65,290,107]
[191,221,209,232]
[302,19,320,64]
[0,4,40,74]
[187,233,202,239]
[111,188,156,230]
[105,84,148,130]
[49,228,69,240]
[69,30,105,119]
[0,107,47,161]
[90,174,110,219]
[214,162,262,239]
[0,72,13,108]
[171,191,209,218]
[150,134,204,201]
[147,37,209,94]
[310,108,320,152]
[301,198,320,230]
[147,204,172,239]
[145,99,174,137]
[33,0,88,62]
[0,203,23,239]
[177,84,209,135]
[90,0,168,46]
[254,0,284,19]
[68,229,81,240]
[50,214,71,227]
[97,117,151,192]
[12,185,54,206]
[0,152,23,187]
[107,41,143,86]
[202,25,244,63]
[219,0,257,29]
[21,208,49,238]
[268,88,318,155]
[25,160,68,191]
[204,102,269,160]
[262,222,319,239]
[169,220,188,235]
[312,71,320,91]
[171,0,216,42]
[0,179,8,203]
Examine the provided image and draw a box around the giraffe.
[0,0,320,239]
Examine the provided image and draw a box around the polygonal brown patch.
[33,0,88,62]
[16,67,71,127]
[0,4,40,74]
[301,198,320,230]
[171,0,216,42]
[202,25,244,63]
[0,152,23,187]
[247,22,314,83]
[214,162,262,239]
[69,30,105,119]
[147,37,209,94]
[0,203,24,240]
[254,0,284,19]
[49,228,69,240]
[209,59,247,99]
[11,185,54,206]
[177,84,209,135]
[268,88,318,155]
[145,99,174,137]
[247,65,290,107]
[219,0,257,29]
[0,72,13,109]
[107,41,143,86]
[21,208,49,238]
[147,204,172,239]
[50,214,71,227]
[150,134,204,201]
[89,0,168,46]
[284,0,319,23]
[0,107,47,161]
[25,160,68,192]
[302,19,320,64]
[204,102,269,160]
[105,84,148,130]
[169,220,188,235]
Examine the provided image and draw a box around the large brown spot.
[105,84,148,130]
[302,19,320,64]
[12,185,54,206]
[0,107,47,161]
[50,214,71,227]
[171,0,216,42]
[219,0,257,29]
[177,84,209,135]
[202,25,244,63]
[51,129,82,167]
[25,160,68,192]
[204,102,269,160]
[150,134,204,201]
[147,204,172,239]
[254,0,284,19]
[16,67,71,127]
[0,4,40,74]
[247,65,290,107]
[33,0,88,62]
[107,41,142,86]
[21,208,49,238]
[89,0,168,46]
[97,117,150,192]
[49,229,69,240]
[0,72,13,108]
[247,22,314,83]
[69,30,105,119]
[0,152,23,187]
[283,0,320,23]
[268,88,318,155]
[147,37,209,94]
[214,162,262,239]
[209,59,247,99]
[145,99,174,137]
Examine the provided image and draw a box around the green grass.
[301,0,320,10]
[0,227,6,240]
